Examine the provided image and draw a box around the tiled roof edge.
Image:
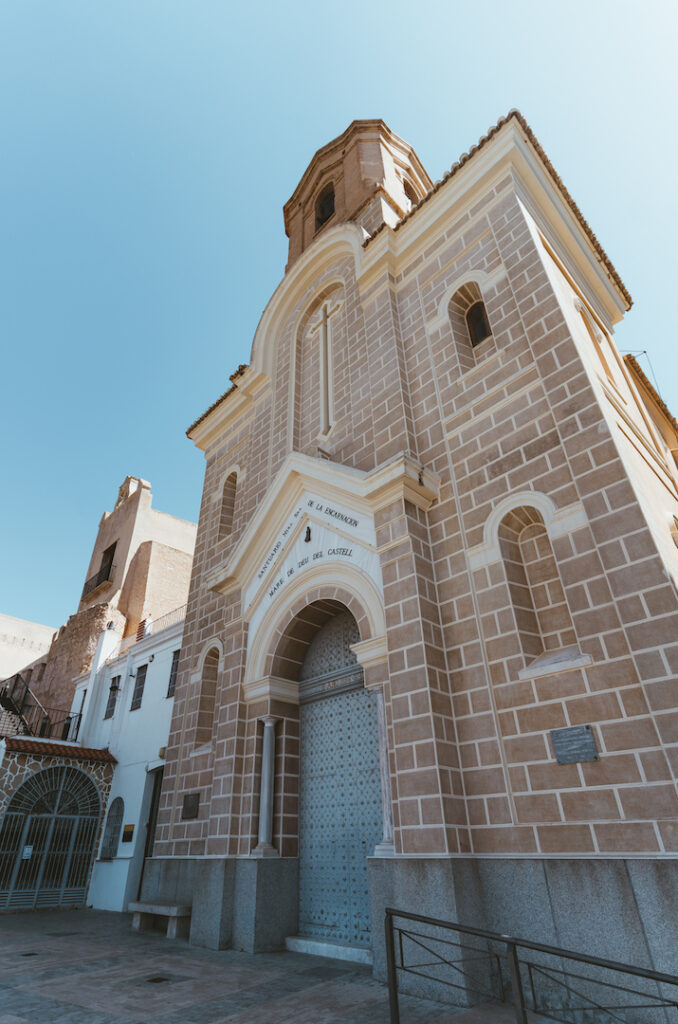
[186,363,249,437]
[624,354,678,434]
[363,109,632,311]
[3,737,117,763]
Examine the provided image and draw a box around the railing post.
[384,910,400,1024]
[507,941,528,1024]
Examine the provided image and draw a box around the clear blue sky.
[1,0,676,627]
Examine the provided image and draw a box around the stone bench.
[128,901,191,939]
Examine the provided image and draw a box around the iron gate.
[0,766,100,910]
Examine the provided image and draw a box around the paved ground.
[0,909,517,1024]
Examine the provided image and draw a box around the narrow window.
[101,797,124,860]
[315,183,335,231]
[196,648,219,746]
[466,301,492,347]
[403,180,417,206]
[448,282,494,373]
[167,650,180,698]
[104,676,120,720]
[130,664,147,711]
[580,305,614,383]
[219,473,237,540]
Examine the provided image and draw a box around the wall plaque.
[122,824,134,843]
[182,792,200,820]
[550,725,599,764]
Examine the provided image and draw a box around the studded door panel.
[298,685,382,947]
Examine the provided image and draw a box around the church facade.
[143,114,678,972]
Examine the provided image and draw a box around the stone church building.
[143,112,678,973]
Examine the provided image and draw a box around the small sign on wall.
[22,846,33,860]
[182,793,200,820]
[122,824,135,843]
[550,725,599,764]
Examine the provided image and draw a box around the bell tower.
[283,119,432,269]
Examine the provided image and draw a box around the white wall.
[74,621,182,911]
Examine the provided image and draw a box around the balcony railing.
[0,675,81,742]
[118,604,187,653]
[82,562,115,600]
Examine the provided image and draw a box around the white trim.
[466,490,588,570]
[242,675,300,705]
[212,464,242,507]
[245,561,386,684]
[517,646,593,680]
[429,265,507,331]
[194,638,224,676]
[351,635,388,670]
[252,224,365,381]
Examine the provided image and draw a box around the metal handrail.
[384,907,678,1024]
[0,675,81,741]
[117,604,186,653]
[82,562,115,599]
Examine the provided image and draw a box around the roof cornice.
[365,110,631,311]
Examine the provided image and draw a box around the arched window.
[448,281,494,373]
[100,796,124,860]
[498,506,576,662]
[315,183,335,231]
[219,472,237,540]
[196,647,219,746]
[403,180,417,207]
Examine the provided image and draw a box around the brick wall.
[157,121,678,864]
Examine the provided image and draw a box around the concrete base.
[140,856,298,953]
[368,856,678,999]
[285,935,372,965]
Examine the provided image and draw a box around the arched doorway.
[294,604,382,949]
[0,766,100,910]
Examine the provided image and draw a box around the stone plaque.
[122,824,134,843]
[182,792,200,820]
[550,725,599,764]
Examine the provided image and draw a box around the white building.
[69,607,184,912]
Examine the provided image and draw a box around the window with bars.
[167,650,180,698]
[103,676,120,720]
[100,796,124,860]
[130,664,147,711]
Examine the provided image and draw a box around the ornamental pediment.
[205,451,439,625]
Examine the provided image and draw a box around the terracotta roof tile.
[186,363,248,437]
[364,109,632,311]
[2,737,117,763]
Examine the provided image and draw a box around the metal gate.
[297,611,383,948]
[0,766,100,910]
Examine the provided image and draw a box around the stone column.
[373,687,395,856]
[252,716,279,857]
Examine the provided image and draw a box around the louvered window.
[167,650,180,698]
[103,676,120,720]
[130,664,147,711]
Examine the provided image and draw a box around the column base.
[373,840,395,857]
[250,843,280,858]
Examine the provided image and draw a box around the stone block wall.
[156,120,678,881]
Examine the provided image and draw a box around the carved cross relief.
[308,299,340,437]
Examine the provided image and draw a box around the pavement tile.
[0,909,508,1024]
